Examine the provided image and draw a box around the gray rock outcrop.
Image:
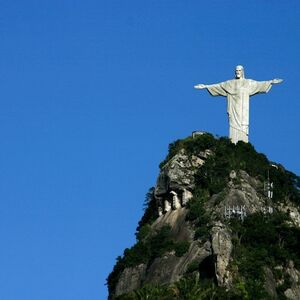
[211,222,232,287]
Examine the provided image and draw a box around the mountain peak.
[108,133,300,299]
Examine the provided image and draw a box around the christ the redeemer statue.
[194,65,283,144]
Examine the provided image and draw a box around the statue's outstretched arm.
[194,84,207,89]
[271,78,283,84]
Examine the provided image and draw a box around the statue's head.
[235,65,245,79]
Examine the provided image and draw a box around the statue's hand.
[272,78,283,84]
[194,84,206,89]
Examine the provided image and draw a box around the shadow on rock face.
[199,254,217,283]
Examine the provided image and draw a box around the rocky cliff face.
[108,134,300,299]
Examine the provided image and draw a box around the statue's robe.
[206,79,272,143]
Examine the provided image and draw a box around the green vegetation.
[174,241,190,257]
[113,274,231,300]
[229,212,300,299]
[185,189,210,240]
[195,138,269,195]
[135,187,157,234]
[186,260,200,274]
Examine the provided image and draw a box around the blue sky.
[0,1,299,299]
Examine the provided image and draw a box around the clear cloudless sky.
[0,1,299,299]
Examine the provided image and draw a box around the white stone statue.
[194,66,283,143]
